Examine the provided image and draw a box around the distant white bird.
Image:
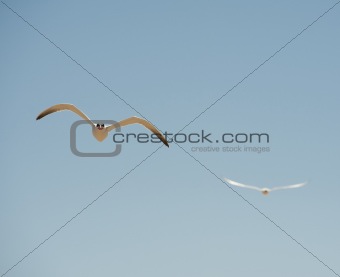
[36,103,169,147]
[224,178,306,196]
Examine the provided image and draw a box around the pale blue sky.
[1,0,340,276]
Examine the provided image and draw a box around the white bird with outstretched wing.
[36,103,169,147]
[224,178,306,196]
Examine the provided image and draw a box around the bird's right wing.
[271,182,307,191]
[36,103,94,125]
[224,178,262,191]
[107,116,169,147]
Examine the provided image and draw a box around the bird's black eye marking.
[101,124,104,128]
[96,124,100,127]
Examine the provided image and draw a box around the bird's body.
[224,178,306,196]
[261,188,270,196]
[36,103,169,147]
[91,125,108,142]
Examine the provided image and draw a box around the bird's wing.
[36,103,94,125]
[107,116,169,147]
[224,178,262,191]
[271,182,307,191]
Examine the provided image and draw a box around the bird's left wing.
[271,182,307,191]
[107,116,169,147]
[36,103,94,125]
[224,178,262,191]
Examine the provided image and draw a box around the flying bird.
[224,178,306,196]
[36,103,169,147]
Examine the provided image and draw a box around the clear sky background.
[1,0,339,276]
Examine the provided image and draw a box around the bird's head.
[261,188,270,196]
[96,123,105,130]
